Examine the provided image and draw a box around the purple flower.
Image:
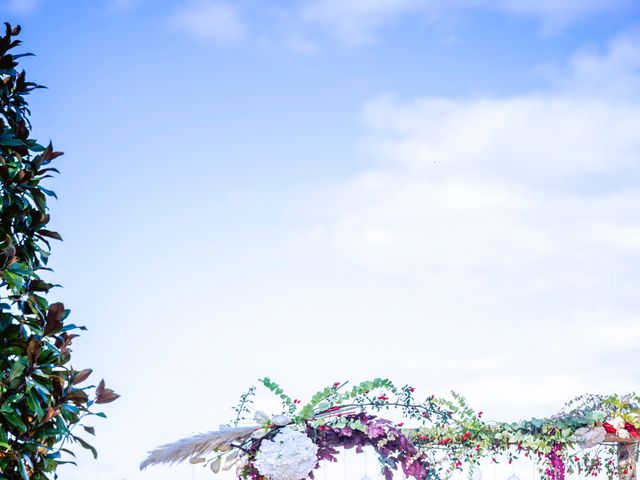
[297,414,431,480]
[367,421,387,438]
[544,444,565,480]
[341,426,353,437]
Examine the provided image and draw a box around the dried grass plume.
[140,426,258,470]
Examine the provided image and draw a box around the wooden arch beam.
[605,434,638,480]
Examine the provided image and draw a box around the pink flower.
[367,421,386,438]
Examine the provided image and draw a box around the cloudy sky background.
[2,0,640,479]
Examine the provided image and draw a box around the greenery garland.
[205,378,639,480]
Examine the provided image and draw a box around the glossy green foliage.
[0,24,118,479]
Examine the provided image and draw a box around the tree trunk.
[618,442,638,480]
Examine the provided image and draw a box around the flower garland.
[141,379,640,480]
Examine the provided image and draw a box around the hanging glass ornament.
[469,466,483,480]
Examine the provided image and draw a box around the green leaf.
[3,410,27,432]
[30,188,47,212]
[0,137,25,147]
[3,270,24,290]
[37,186,57,198]
[9,357,28,383]
[7,262,33,276]
[37,229,63,241]
[72,436,97,459]
[19,459,30,480]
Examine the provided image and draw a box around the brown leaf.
[54,332,77,353]
[43,406,58,423]
[38,229,63,241]
[44,302,65,335]
[47,302,65,321]
[95,389,120,404]
[72,368,92,385]
[66,389,89,405]
[95,380,120,404]
[26,338,41,364]
[41,143,63,163]
[96,379,105,396]
[36,213,50,226]
[51,374,65,399]
[27,279,53,293]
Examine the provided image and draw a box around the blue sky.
[2,1,640,479]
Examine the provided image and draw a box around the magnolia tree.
[0,24,118,479]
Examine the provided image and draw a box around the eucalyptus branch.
[232,386,256,427]
[316,401,464,427]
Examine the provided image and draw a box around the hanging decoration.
[470,466,483,480]
[140,378,640,480]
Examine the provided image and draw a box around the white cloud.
[168,0,638,48]
[551,30,640,98]
[299,0,423,45]
[3,0,42,15]
[361,96,640,175]
[294,30,640,402]
[298,0,637,45]
[171,1,246,44]
[305,88,640,297]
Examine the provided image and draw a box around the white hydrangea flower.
[254,427,318,480]
[272,415,291,426]
[610,416,625,431]
[618,428,631,439]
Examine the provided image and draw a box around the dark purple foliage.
[308,413,431,480]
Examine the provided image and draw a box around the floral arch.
[141,379,640,480]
